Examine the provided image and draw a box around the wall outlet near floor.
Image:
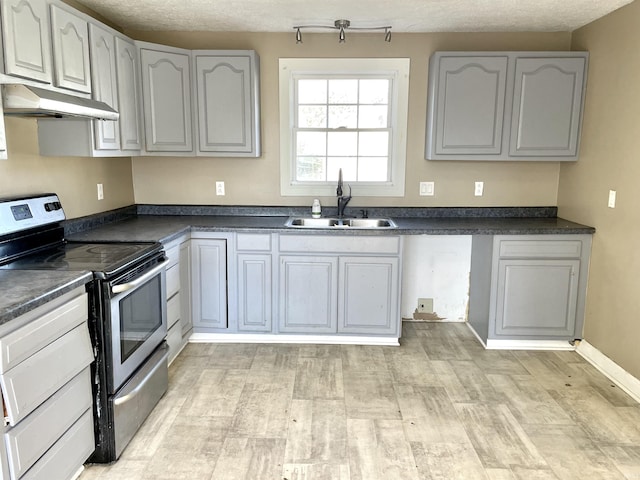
[420,181,435,196]
[216,181,225,196]
[474,181,484,196]
[97,183,104,200]
[417,298,434,313]
[608,189,616,208]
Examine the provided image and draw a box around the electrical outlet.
[417,298,434,313]
[97,183,104,200]
[420,181,435,196]
[608,190,616,208]
[216,181,225,196]
[474,181,484,196]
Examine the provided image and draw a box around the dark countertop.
[0,270,93,326]
[67,214,595,245]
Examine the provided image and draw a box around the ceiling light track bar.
[294,19,392,44]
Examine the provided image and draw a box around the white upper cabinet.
[50,4,91,94]
[426,51,589,161]
[1,0,52,83]
[139,43,194,153]
[194,51,260,157]
[89,23,119,150]
[115,37,143,151]
[509,57,586,157]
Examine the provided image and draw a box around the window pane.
[298,106,327,128]
[359,79,389,104]
[327,157,357,182]
[328,131,357,156]
[298,79,327,104]
[297,156,325,181]
[358,157,388,181]
[328,105,357,129]
[358,106,388,128]
[359,131,389,156]
[296,131,326,155]
[328,79,358,104]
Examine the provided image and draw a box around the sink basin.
[285,217,397,229]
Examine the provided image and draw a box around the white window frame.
[279,58,410,197]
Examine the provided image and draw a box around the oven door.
[108,261,167,393]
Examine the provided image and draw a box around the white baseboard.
[485,339,576,351]
[576,340,640,404]
[189,333,399,346]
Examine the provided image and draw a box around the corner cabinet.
[425,51,588,161]
[193,51,261,157]
[138,42,194,154]
[469,234,592,347]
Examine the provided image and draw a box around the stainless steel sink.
[285,217,397,229]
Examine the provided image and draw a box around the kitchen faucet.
[336,168,352,218]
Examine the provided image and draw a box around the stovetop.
[0,241,162,278]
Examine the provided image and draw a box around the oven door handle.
[111,261,166,295]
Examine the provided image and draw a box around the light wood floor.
[79,322,640,480]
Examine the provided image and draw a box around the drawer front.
[279,235,401,255]
[0,293,88,373]
[237,233,271,251]
[20,408,94,480]
[166,263,180,299]
[498,239,582,259]
[167,321,183,364]
[0,323,93,425]
[5,368,92,479]
[167,293,180,329]
[164,244,180,268]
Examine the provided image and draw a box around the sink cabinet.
[425,51,588,161]
[469,234,592,347]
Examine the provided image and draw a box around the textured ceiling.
[74,0,633,33]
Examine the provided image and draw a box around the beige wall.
[0,118,135,219]
[129,30,570,207]
[558,1,640,378]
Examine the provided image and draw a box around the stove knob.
[45,203,52,212]
[54,202,62,210]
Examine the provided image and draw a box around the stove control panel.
[0,194,65,236]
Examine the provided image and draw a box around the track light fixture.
[293,19,392,44]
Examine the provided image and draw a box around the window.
[279,58,410,197]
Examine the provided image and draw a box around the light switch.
[608,190,616,208]
[420,181,434,196]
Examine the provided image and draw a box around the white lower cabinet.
[0,287,94,480]
[237,253,272,332]
[191,238,228,331]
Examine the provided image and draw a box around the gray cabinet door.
[139,46,193,152]
[428,55,508,156]
[179,240,192,336]
[495,259,580,337]
[89,24,119,150]
[338,256,399,335]
[195,51,260,157]
[115,36,143,151]
[509,57,586,157]
[1,0,52,83]
[237,253,272,332]
[50,5,91,93]
[192,239,227,330]
[279,256,338,333]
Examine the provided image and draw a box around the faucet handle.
[347,184,352,197]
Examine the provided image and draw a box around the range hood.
[2,84,119,120]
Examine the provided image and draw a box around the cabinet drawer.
[237,233,271,251]
[498,240,582,259]
[20,408,94,480]
[279,235,400,255]
[164,244,180,268]
[0,293,88,373]
[166,263,180,298]
[0,323,93,425]
[167,292,180,329]
[5,368,92,479]
[167,321,182,364]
